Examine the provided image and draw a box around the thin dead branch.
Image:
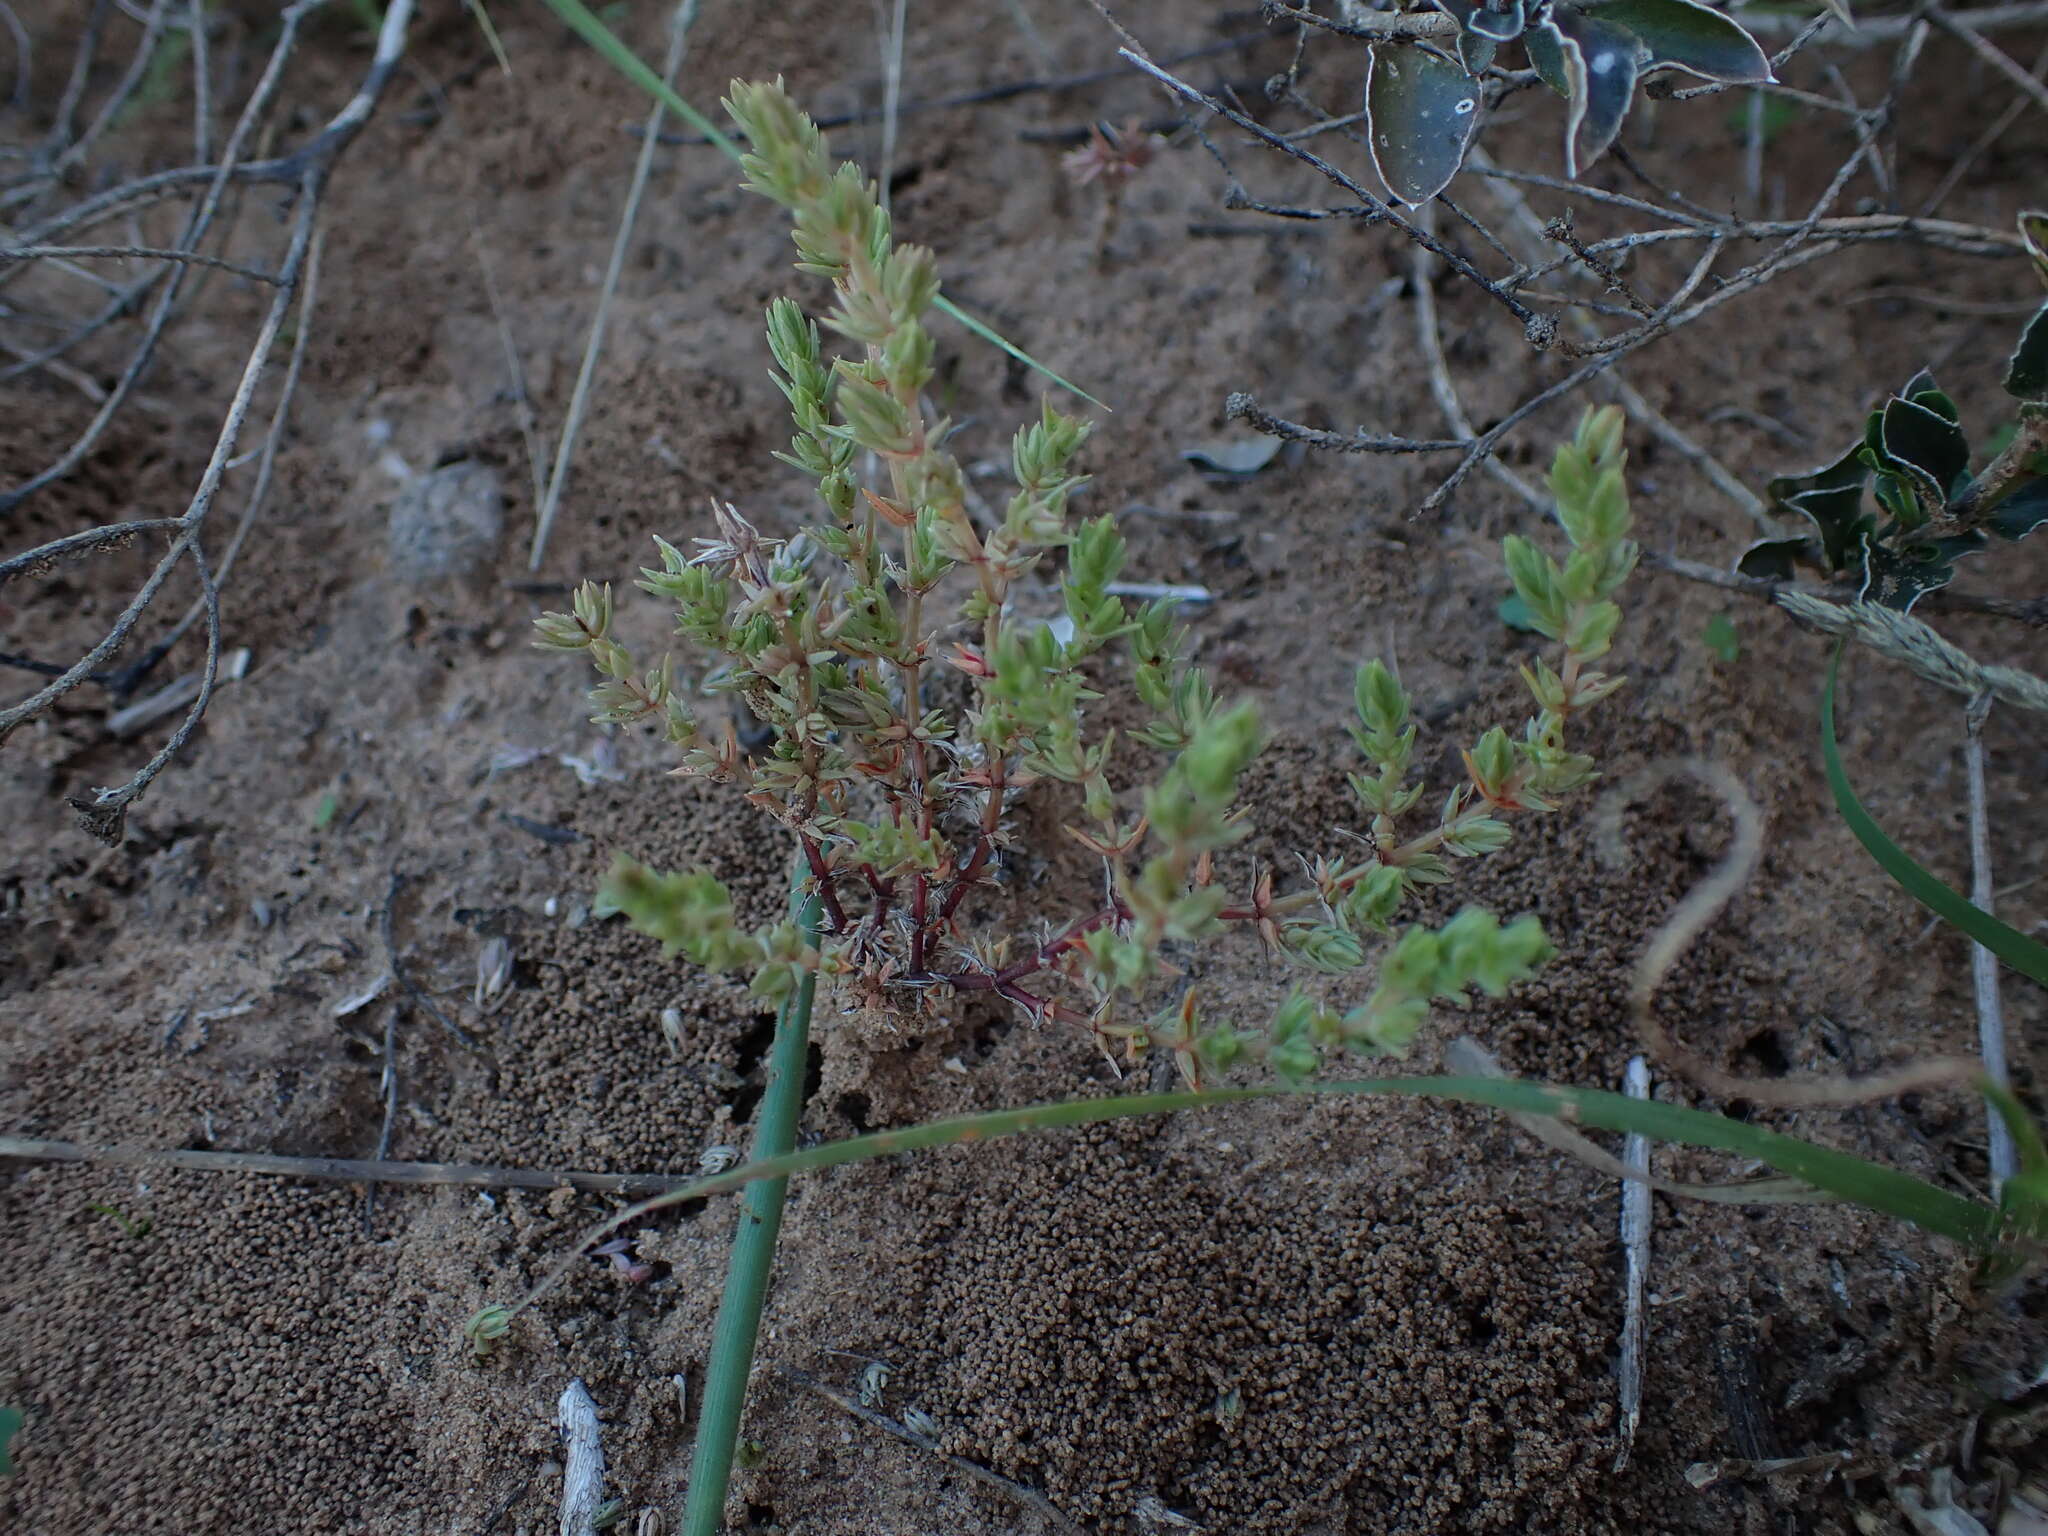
[0,0,414,841]
[0,1136,697,1196]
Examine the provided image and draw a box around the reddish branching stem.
[800,834,850,934]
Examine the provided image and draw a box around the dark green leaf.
[1871,468,1924,528]
[1787,486,1876,570]
[1735,536,1817,580]
[1880,394,1971,499]
[1525,18,1572,95]
[1593,0,1771,82]
[2005,299,2048,402]
[1896,366,1938,402]
[1989,476,2048,541]
[1860,532,1983,610]
[1554,8,1642,175]
[1366,42,1483,205]
[1821,644,2048,989]
[1906,381,1960,424]
[1460,28,1500,73]
[1766,442,1871,573]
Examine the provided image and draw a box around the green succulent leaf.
[1594,0,1771,82]
[1497,591,1545,632]
[1365,42,1484,206]
[2005,299,2048,402]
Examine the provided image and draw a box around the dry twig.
[0,0,415,841]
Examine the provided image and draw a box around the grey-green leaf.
[2004,298,2048,401]
[1433,0,1528,39]
[1470,0,1529,40]
[1525,18,1571,95]
[1366,42,1484,205]
[1593,0,1772,82]
[1554,8,1642,176]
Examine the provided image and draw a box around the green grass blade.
[528,0,1108,410]
[937,298,1107,411]
[514,1074,1997,1327]
[682,869,821,1536]
[1821,643,2048,986]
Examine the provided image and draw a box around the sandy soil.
[5,1,2048,1532]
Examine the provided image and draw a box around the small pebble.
[387,461,504,583]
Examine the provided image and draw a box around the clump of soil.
[5,1,2048,1533]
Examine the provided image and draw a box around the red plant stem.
[993,982,1092,1029]
[799,834,849,934]
[909,873,928,975]
[937,831,991,924]
[938,759,1007,925]
[860,864,893,928]
[931,905,1127,991]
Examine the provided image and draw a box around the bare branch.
[0,243,279,283]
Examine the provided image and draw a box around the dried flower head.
[1061,118,1159,186]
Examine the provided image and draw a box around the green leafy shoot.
[463,1304,513,1360]
[534,78,1644,1090]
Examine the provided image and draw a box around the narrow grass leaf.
[529,0,1107,409]
[1821,644,2048,987]
[510,1072,2000,1326]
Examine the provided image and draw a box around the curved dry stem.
[1601,758,1973,1107]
